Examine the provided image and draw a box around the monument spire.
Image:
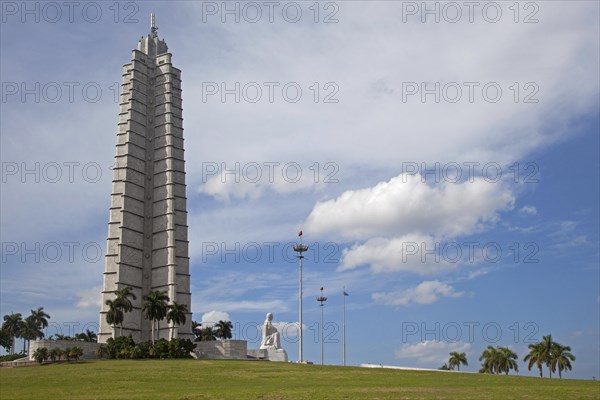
[99,17,191,343]
[150,13,157,37]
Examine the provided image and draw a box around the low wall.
[29,340,101,360]
[194,340,248,360]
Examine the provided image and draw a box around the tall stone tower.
[99,15,192,343]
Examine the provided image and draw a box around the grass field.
[1,360,598,400]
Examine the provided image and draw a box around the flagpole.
[317,287,327,365]
[294,230,308,363]
[343,286,346,367]
[299,244,303,363]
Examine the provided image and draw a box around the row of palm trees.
[437,335,576,378]
[479,346,519,374]
[191,320,233,341]
[105,288,188,343]
[523,334,576,379]
[1,307,50,354]
[48,330,98,342]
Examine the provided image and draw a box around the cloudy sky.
[1,1,598,379]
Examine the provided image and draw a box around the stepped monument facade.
[98,15,192,343]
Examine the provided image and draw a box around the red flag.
[320,287,323,291]
[298,229,303,237]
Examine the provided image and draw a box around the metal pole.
[317,288,327,366]
[299,253,303,363]
[343,286,346,367]
[294,237,307,363]
[320,300,324,365]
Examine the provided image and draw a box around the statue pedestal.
[265,347,288,362]
[247,347,288,362]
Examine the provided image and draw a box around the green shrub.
[0,353,27,362]
[95,344,107,359]
[131,342,151,359]
[64,346,83,361]
[105,336,135,359]
[168,339,195,359]
[32,348,49,364]
[150,339,170,359]
[49,348,63,361]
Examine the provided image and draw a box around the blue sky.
[1,1,598,379]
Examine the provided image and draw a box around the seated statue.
[260,313,281,350]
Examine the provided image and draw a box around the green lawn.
[1,360,598,400]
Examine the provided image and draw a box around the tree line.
[1,307,50,354]
[106,287,235,342]
[438,334,576,378]
[105,288,188,343]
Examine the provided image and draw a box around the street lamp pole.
[343,286,347,367]
[317,287,328,366]
[293,231,308,363]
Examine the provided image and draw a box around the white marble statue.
[260,312,281,349]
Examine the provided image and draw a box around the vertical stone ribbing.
[99,25,191,343]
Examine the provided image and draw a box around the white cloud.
[518,206,538,216]
[339,234,462,274]
[75,286,102,310]
[308,174,513,274]
[396,340,471,366]
[373,281,465,307]
[306,175,514,241]
[272,322,306,339]
[194,299,288,315]
[555,235,588,248]
[200,311,231,327]
[198,163,323,202]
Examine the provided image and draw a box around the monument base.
[247,348,288,362]
[264,348,288,362]
[194,340,248,360]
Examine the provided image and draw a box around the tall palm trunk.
[151,319,156,344]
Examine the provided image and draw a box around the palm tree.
[479,346,499,374]
[24,307,50,350]
[524,342,545,378]
[199,327,216,341]
[0,327,12,353]
[74,329,97,342]
[105,299,124,339]
[29,307,50,332]
[551,343,576,379]
[192,320,202,342]
[114,287,137,337]
[166,302,188,340]
[448,351,468,371]
[19,316,43,353]
[52,334,71,341]
[2,313,24,354]
[142,290,170,344]
[540,335,555,378]
[496,347,519,375]
[214,320,233,340]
